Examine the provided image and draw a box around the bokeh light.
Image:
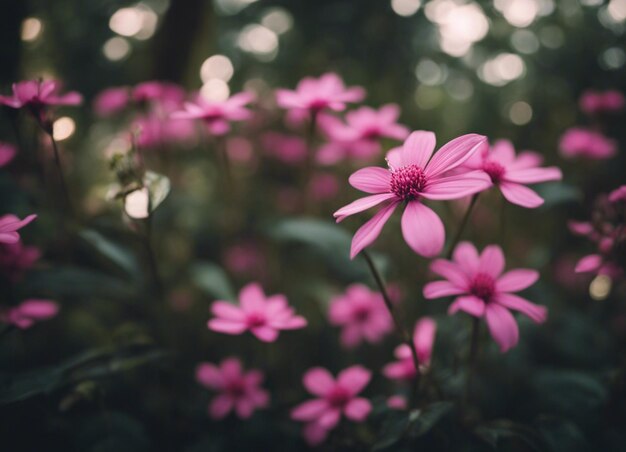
[103,37,131,61]
[21,17,43,42]
[200,55,234,83]
[52,117,76,141]
[391,0,422,17]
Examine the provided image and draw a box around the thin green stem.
[446,193,479,259]
[48,132,75,219]
[463,316,480,406]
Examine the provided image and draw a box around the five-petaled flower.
[334,131,491,258]
[195,357,269,419]
[208,282,307,342]
[423,242,547,353]
[276,73,365,113]
[0,214,37,244]
[291,365,372,446]
[383,317,437,380]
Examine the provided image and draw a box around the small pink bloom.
[172,91,255,136]
[465,139,562,208]
[226,137,254,163]
[93,87,130,117]
[568,220,595,238]
[132,81,186,107]
[261,132,307,165]
[574,254,622,278]
[0,299,58,329]
[291,365,372,446]
[195,357,269,419]
[223,242,266,277]
[609,185,626,204]
[0,142,16,167]
[132,113,196,150]
[309,172,340,201]
[0,240,41,282]
[0,80,82,110]
[208,282,307,342]
[559,128,617,160]
[276,73,365,113]
[387,395,408,410]
[0,214,37,244]
[328,284,393,348]
[579,90,625,115]
[423,242,547,353]
[334,131,491,258]
[383,317,437,380]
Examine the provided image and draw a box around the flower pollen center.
[470,273,496,302]
[390,164,426,200]
[327,386,351,408]
[483,161,506,184]
[225,379,247,397]
[246,312,267,328]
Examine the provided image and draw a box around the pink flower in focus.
[195,357,269,419]
[0,80,82,110]
[93,87,130,117]
[291,365,372,446]
[208,282,307,342]
[0,299,58,329]
[0,240,41,282]
[276,73,365,112]
[609,185,626,204]
[465,139,562,208]
[579,90,625,115]
[317,104,410,165]
[559,128,617,159]
[383,317,437,380]
[172,92,254,136]
[309,172,339,201]
[261,132,307,165]
[423,242,547,352]
[334,131,490,258]
[0,142,16,167]
[0,214,36,244]
[328,284,393,348]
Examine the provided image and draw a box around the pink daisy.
[276,72,365,112]
[0,214,37,244]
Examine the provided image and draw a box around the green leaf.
[534,182,582,207]
[77,411,150,452]
[190,261,235,301]
[408,401,454,438]
[79,229,139,278]
[475,419,544,451]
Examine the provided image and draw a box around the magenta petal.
[452,241,480,273]
[496,269,539,292]
[251,326,279,342]
[239,282,266,311]
[400,201,445,257]
[448,295,486,317]
[574,254,602,273]
[303,367,335,396]
[429,259,469,287]
[349,201,398,259]
[207,319,248,334]
[499,182,544,208]
[485,304,519,353]
[348,167,392,194]
[344,398,372,421]
[425,134,487,177]
[291,399,329,421]
[303,422,330,446]
[334,193,397,222]
[402,131,436,168]
[423,281,465,298]
[209,394,234,419]
[505,167,562,184]
[496,293,548,324]
[337,366,371,395]
[195,363,224,389]
[414,317,436,365]
[422,171,491,200]
[318,408,341,429]
[211,301,245,321]
[0,232,20,244]
[478,245,505,278]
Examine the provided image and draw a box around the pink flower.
[261,132,307,165]
[0,240,41,282]
[465,139,562,208]
[291,365,372,446]
[0,214,36,244]
[317,104,409,165]
[0,80,82,113]
[309,172,339,202]
[132,81,186,108]
[207,282,307,342]
[609,185,626,204]
[223,242,266,277]
[559,128,617,159]
[423,242,547,352]
[0,142,16,167]
[574,254,622,278]
[579,90,625,115]
[93,87,130,117]
[172,91,254,136]
[387,395,408,410]
[334,131,490,258]
[195,357,269,419]
[132,113,196,150]
[328,284,393,348]
[0,299,58,329]
[276,73,365,112]
[383,317,437,380]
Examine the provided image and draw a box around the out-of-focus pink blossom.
[309,173,339,202]
[261,132,307,165]
[223,242,266,277]
[0,142,16,167]
[172,92,255,136]
[387,395,408,410]
[0,240,40,282]
[208,282,307,342]
[424,242,547,353]
[226,137,254,163]
[0,299,58,329]
[579,90,625,115]
[132,81,186,109]
[291,365,372,446]
[609,185,626,204]
[317,104,409,165]
[464,140,562,208]
[195,357,269,419]
[93,87,130,117]
[328,284,393,348]
[559,128,617,159]
[132,113,196,150]
[276,73,365,113]
[0,214,36,244]
[383,317,437,380]
[574,254,622,278]
[334,131,490,258]
[0,80,82,111]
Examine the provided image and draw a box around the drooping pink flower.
[423,242,547,352]
[464,139,562,208]
[579,90,625,115]
[0,142,16,167]
[172,91,255,136]
[317,104,410,165]
[328,284,393,348]
[291,365,372,446]
[383,317,437,380]
[261,132,307,165]
[559,128,617,159]
[334,131,490,258]
[0,299,58,329]
[93,86,130,117]
[195,357,269,419]
[208,282,307,342]
[0,214,36,244]
[609,185,626,204]
[276,73,365,113]
[0,240,41,282]
[0,80,82,119]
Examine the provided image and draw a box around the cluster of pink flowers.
[579,90,625,116]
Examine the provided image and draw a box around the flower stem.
[463,316,480,406]
[446,193,479,259]
[143,213,163,297]
[47,131,76,219]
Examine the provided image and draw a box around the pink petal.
[349,201,399,259]
[382,361,412,380]
[485,304,519,353]
[196,363,223,389]
[490,140,516,164]
[291,399,329,421]
[496,293,548,324]
[334,193,397,221]
[385,147,403,169]
[400,201,445,257]
[422,171,491,200]
[337,365,371,395]
[211,301,245,321]
[448,295,486,317]
[303,422,330,446]
[235,398,255,419]
[343,397,372,421]
[505,167,562,184]
[499,182,544,208]
[16,300,58,319]
[425,134,488,178]
[452,241,480,273]
[423,281,465,298]
[429,259,469,288]
[318,408,341,429]
[239,282,266,312]
[478,245,505,278]
[0,214,37,233]
[251,325,279,342]
[220,358,242,379]
[348,167,392,194]
[401,131,436,168]
[414,317,436,365]
[575,254,602,273]
[496,269,539,292]
[0,232,19,244]
[303,367,335,396]
[207,318,248,334]
[209,394,234,419]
